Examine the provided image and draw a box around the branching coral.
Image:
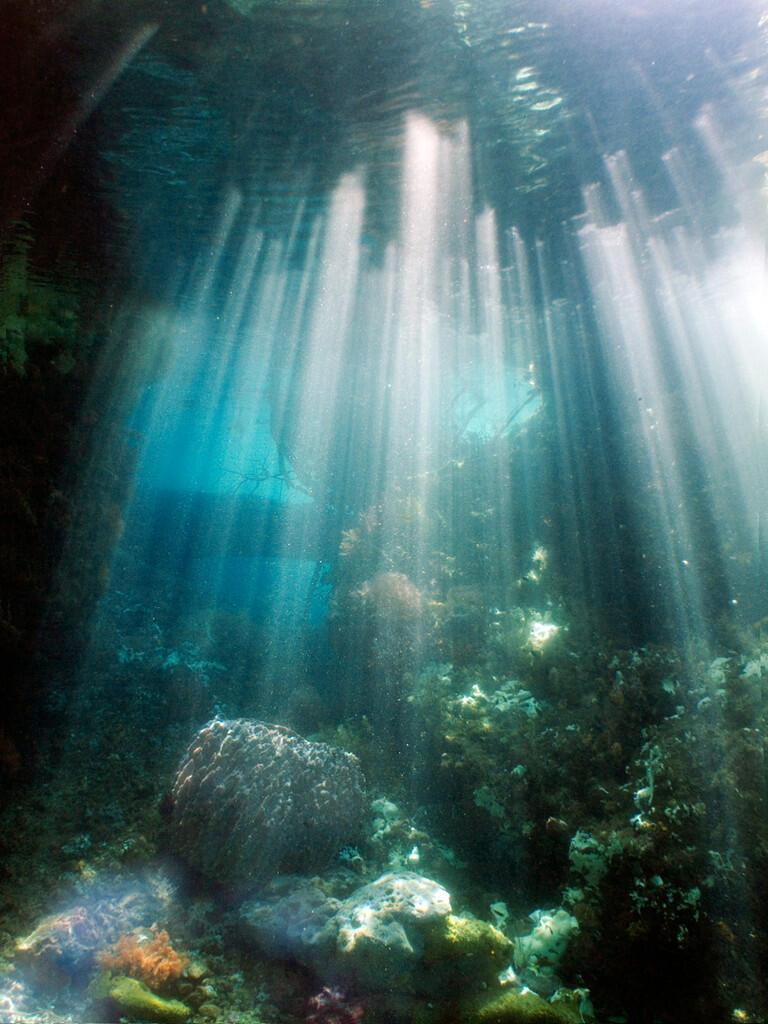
[97,929,188,989]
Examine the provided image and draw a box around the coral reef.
[423,913,513,986]
[170,718,366,885]
[465,985,584,1024]
[555,649,768,1021]
[351,571,424,628]
[305,985,364,1024]
[239,875,342,961]
[89,972,190,1023]
[14,882,159,986]
[97,928,188,990]
[328,568,433,721]
[326,870,452,982]
[241,870,453,989]
[408,645,683,897]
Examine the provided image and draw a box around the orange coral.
[97,929,188,989]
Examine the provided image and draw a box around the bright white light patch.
[529,620,559,648]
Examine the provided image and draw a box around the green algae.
[89,971,190,1023]
[469,986,581,1023]
[425,912,513,962]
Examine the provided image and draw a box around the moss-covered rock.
[467,986,581,1023]
[89,972,190,1023]
[424,913,513,984]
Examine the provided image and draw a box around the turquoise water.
[1,2,767,1022]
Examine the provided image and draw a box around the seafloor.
[1,545,767,1024]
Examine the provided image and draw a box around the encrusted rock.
[240,877,341,959]
[329,871,452,958]
[170,718,366,885]
[89,974,190,1024]
[15,882,157,987]
[240,870,452,990]
[423,913,514,984]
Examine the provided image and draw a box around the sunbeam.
[2,3,767,1022]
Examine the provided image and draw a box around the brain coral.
[169,718,366,885]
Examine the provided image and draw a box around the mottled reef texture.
[171,718,367,884]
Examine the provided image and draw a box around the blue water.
[3,2,768,1022]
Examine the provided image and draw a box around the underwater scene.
[1,1,768,1022]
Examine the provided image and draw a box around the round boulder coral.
[170,718,366,885]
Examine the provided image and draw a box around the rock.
[170,718,366,885]
[321,871,453,989]
[423,913,514,984]
[513,908,579,973]
[240,870,452,990]
[240,876,341,960]
[15,882,157,987]
[468,986,581,1023]
[329,871,452,964]
[184,957,208,981]
[90,973,190,1023]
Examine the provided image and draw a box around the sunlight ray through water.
[3,5,768,1020]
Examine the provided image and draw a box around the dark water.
[1,2,767,1022]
